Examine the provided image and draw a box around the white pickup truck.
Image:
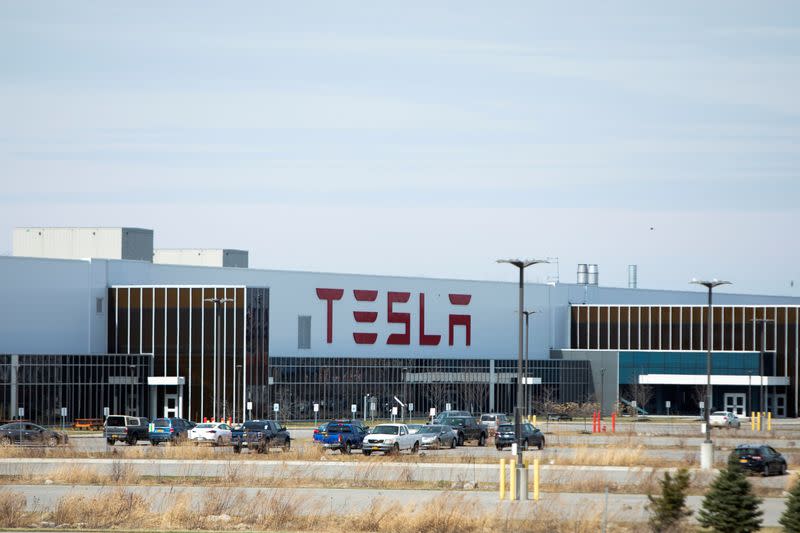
[361,423,421,455]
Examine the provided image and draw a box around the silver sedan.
[417,424,456,449]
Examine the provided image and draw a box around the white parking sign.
[273,403,279,412]
[351,404,357,414]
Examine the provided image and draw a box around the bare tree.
[623,382,654,415]
[460,381,489,415]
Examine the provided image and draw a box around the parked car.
[0,422,68,446]
[547,413,572,421]
[418,424,456,449]
[709,411,741,428]
[495,423,545,450]
[232,420,290,453]
[406,424,424,434]
[729,444,787,476]
[148,417,191,445]
[189,422,233,446]
[432,410,471,424]
[319,422,367,454]
[439,415,487,446]
[480,413,509,435]
[362,423,421,455]
[104,415,149,445]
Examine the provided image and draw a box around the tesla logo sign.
[316,288,471,346]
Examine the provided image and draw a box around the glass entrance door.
[724,393,746,416]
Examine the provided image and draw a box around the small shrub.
[780,475,800,532]
[698,463,762,533]
[646,468,692,532]
[0,489,29,528]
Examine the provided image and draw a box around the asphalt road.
[5,484,789,528]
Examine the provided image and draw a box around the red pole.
[611,412,616,433]
[592,411,597,433]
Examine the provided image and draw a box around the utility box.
[13,227,153,262]
[153,249,248,268]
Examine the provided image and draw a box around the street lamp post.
[128,364,136,416]
[205,296,233,421]
[690,278,731,470]
[523,310,537,414]
[234,364,243,423]
[498,258,548,501]
[751,318,774,418]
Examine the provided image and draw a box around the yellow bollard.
[533,458,540,501]
[757,412,761,432]
[768,412,772,431]
[533,414,537,426]
[509,459,516,501]
[750,412,755,432]
[499,458,506,500]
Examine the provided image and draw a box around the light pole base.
[517,465,528,501]
[700,442,714,470]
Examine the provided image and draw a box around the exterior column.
[489,359,496,412]
[10,354,19,419]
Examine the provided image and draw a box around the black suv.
[496,423,545,450]
[729,445,787,476]
[440,415,487,446]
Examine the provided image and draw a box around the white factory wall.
[2,255,800,358]
[0,256,95,354]
[13,227,153,262]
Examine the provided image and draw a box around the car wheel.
[342,441,351,455]
[478,433,486,447]
[215,437,222,447]
[781,463,787,475]
[107,439,114,446]
[391,443,400,455]
[411,442,419,454]
[0,436,12,446]
[496,444,503,451]
[764,464,771,477]
[363,450,372,456]
[450,437,456,449]
[233,445,241,454]
[282,439,291,452]
[457,433,464,446]
[538,438,545,450]
[47,436,58,447]
[150,441,158,446]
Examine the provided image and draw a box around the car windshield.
[106,416,126,427]
[244,421,266,429]
[371,425,399,435]
[498,424,514,432]
[154,419,170,427]
[480,415,494,422]
[734,448,761,456]
[419,426,441,434]
[196,423,215,429]
[327,424,349,433]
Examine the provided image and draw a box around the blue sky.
[1,2,798,294]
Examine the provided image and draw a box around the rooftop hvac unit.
[628,265,638,289]
[577,264,588,284]
[587,264,599,285]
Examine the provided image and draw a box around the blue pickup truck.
[318,422,367,454]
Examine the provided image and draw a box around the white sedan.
[188,422,232,446]
[709,411,741,428]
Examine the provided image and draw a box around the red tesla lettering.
[316,288,343,343]
[448,293,471,346]
[353,289,379,344]
[419,293,441,346]
[387,291,411,345]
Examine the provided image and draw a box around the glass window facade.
[108,286,269,423]
[0,353,149,426]
[619,351,760,385]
